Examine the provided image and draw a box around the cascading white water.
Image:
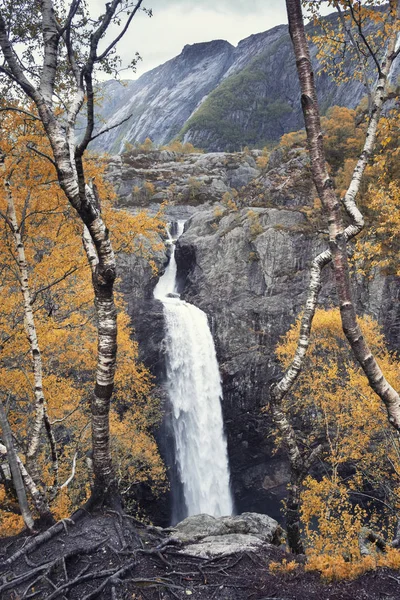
[154,221,233,519]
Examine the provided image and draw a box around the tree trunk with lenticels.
[0,0,148,508]
[284,0,400,431]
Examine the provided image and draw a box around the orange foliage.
[0,108,167,524]
[0,488,25,536]
[269,559,299,574]
[354,106,400,276]
[305,547,400,582]
[276,309,400,576]
[304,1,396,88]
[280,106,365,179]
[278,102,399,276]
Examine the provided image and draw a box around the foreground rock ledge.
[167,512,283,558]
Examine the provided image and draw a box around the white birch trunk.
[0,443,50,518]
[270,0,400,551]
[285,0,400,429]
[0,398,34,531]
[0,0,141,506]
[4,181,58,496]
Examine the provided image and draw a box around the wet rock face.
[174,206,321,517]
[173,206,400,519]
[115,152,400,525]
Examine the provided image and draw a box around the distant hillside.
[90,13,398,154]
[179,24,365,151]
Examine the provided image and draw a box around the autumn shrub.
[139,137,154,152]
[213,205,225,220]
[269,559,299,574]
[221,191,239,212]
[161,140,203,154]
[187,176,202,202]
[354,106,400,277]
[0,488,25,536]
[247,210,263,239]
[275,309,400,577]
[279,106,365,176]
[256,155,269,170]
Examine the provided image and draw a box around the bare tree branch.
[96,1,144,63]
[88,112,133,144]
[0,106,40,121]
[26,142,56,167]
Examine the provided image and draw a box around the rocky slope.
[179,19,365,151]
[92,40,235,154]
[4,509,400,600]
[92,12,400,154]
[106,147,261,208]
[113,147,400,522]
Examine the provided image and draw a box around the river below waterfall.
[154,221,233,523]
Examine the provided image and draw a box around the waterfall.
[154,221,233,521]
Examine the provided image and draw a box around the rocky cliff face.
[113,148,400,523]
[106,147,261,209]
[92,40,235,154]
[179,19,367,151]
[91,12,400,154]
[174,207,400,519]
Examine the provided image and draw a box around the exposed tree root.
[0,510,86,568]
[3,511,400,599]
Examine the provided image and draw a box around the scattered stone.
[181,533,265,558]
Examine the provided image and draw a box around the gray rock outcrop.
[106,148,262,210]
[114,148,400,524]
[167,512,282,558]
[91,40,236,154]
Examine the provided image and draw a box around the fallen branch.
[0,512,84,568]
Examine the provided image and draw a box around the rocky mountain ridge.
[93,13,391,154]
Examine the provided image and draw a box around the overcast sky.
[91,1,296,80]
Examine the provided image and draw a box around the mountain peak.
[91,16,368,154]
[181,39,233,56]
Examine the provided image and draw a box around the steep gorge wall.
[115,150,400,522]
[174,208,400,518]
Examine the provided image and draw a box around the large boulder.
[168,512,282,558]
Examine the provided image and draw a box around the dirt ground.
[1,511,400,600]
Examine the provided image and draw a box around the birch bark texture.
[270,0,400,552]
[4,180,58,493]
[0,397,34,532]
[0,0,144,502]
[283,0,400,429]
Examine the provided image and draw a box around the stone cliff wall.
[114,150,400,523]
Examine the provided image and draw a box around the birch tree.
[285,0,400,422]
[270,0,400,553]
[0,397,35,532]
[276,309,400,568]
[0,109,166,531]
[0,0,147,509]
[1,178,55,522]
